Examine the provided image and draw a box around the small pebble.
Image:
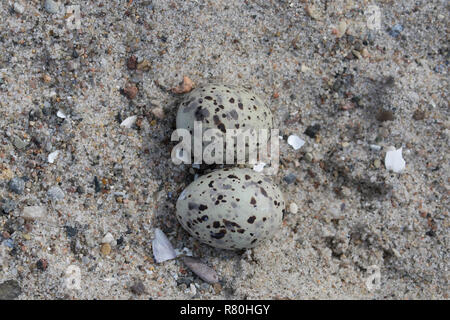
[130,280,146,295]
[289,202,298,214]
[1,199,15,214]
[283,173,297,184]
[101,232,114,244]
[13,3,25,14]
[304,152,314,162]
[377,109,394,122]
[182,257,219,284]
[100,243,111,256]
[22,206,46,221]
[305,5,321,20]
[44,0,60,14]
[48,150,60,164]
[47,186,65,201]
[0,280,22,300]
[304,124,320,138]
[13,136,28,150]
[42,74,52,83]
[136,59,151,71]
[127,56,137,70]
[64,226,78,238]
[213,283,222,295]
[151,107,165,119]
[172,76,194,94]
[374,159,381,168]
[36,259,48,271]
[413,109,426,120]
[122,84,138,100]
[8,177,25,194]
[388,24,404,38]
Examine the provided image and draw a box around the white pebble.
[101,232,115,244]
[289,202,298,214]
[287,135,305,150]
[48,150,60,163]
[13,2,25,14]
[385,147,406,173]
[22,206,47,221]
[44,0,60,14]
[152,228,177,263]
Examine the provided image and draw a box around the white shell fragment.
[182,257,219,284]
[120,115,137,128]
[56,110,66,119]
[370,144,382,151]
[385,147,406,173]
[48,150,60,163]
[253,162,266,172]
[287,135,305,150]
[152,228,177,263]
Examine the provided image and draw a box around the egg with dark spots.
[176,84,274,162]
[176,168,285,250]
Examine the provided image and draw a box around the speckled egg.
[177,84,273,133]
[176,168,285,250]
[176,84,273,162]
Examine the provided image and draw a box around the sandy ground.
[0,0,448,300]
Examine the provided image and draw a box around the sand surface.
[0,0,448,299]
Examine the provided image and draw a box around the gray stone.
[0,280,21,300]
[1,199,16,214]
[13,136,28,150]
[47,186,65,201]
[44,0,61,14]
[283,173,297,184]
[8,177,25,194]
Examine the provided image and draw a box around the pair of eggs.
[175,84,285,250]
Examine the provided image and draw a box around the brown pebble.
[213,283,222,295]
[123,85,138,100]
[376,109,394,122]
[413,109,426,120]
[182,257,219,284]
[136,59,151,71]
[172,76,194,94]
[42,74,52,83]
[151,107,165,119]
[101,243,111,256]
[36,259,48,271]
[127,55,137,70]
